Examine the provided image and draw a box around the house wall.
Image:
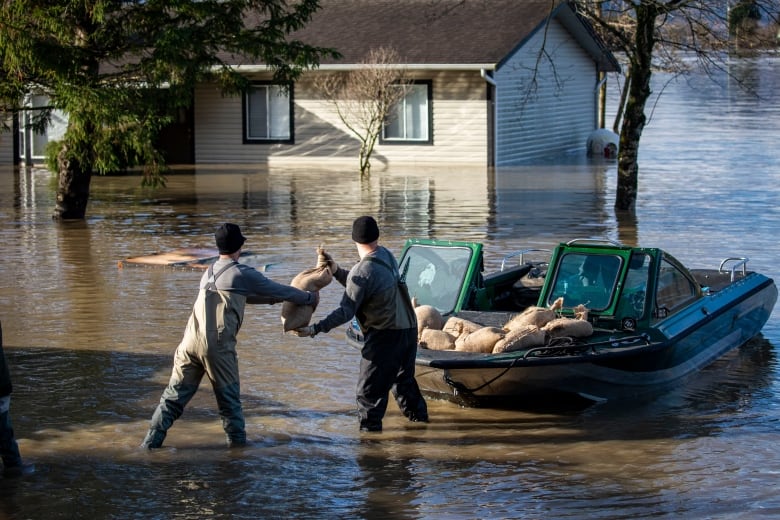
[194,70,489,166]
[0,114,13,165]
[0,135,12,166]
[494,18,598,165]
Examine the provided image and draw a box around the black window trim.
[242,81,295,145]
[380,79,433,146]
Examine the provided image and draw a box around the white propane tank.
[586,128,619,159]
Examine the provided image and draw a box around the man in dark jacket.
[1,321,35,478]
[295,216,428,432]
[141,223,320,449]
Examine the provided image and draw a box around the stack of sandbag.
[281,247,335,332]
[419,328,456,351]
[419,314,503,354]
[443,315,482,339]
[443,316,496,353]
[491,299,563,354]
[492,324,546,354]
[415,297,593,354]
[418,314,481,351]
[540,304,593,338]
[502,304,557,329]
[456,325,505,353]
[415,304,454,350]
[414,304,445,338]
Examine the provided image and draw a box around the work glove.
[293,324,318,338]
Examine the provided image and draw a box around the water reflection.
[355,445,421,520]
[1,56,780,519]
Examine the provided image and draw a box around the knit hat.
[215,223,246,254]
[351,216,380,244]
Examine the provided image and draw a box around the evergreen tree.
[0,0,336,219]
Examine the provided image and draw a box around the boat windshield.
[400,244,473,314]
[547,253,623,310]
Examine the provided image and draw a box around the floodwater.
[1,55,779,519]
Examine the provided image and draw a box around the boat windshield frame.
[546,252,625,311]
[399,241,479,314]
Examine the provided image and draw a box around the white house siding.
[494,19,597,165]
[194,71,488,166]
[0,127,12,165]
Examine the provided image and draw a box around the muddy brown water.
[1,56,779,519]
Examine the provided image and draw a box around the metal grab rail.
[500,248,550,271]
[719,257,749,282]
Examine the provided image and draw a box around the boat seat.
[484,264,535,311]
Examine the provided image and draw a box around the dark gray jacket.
[316,246,416,334]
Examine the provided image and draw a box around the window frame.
[242,81,294,144]
[546,253,623,311]
[380,80,433,145]
[654,257,699,318]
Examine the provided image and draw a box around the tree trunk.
[615,5,657,212]
[53,143,93,220]
[359,141,371,178]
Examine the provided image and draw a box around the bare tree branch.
[314,47,410,177]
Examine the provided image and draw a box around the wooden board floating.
[118,248,274,271]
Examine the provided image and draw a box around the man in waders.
[294,216,428,432]
[141,223,319,449]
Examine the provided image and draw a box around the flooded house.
[3,0,619,168]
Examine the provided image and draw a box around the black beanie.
[351,216,380,244]
[215,223,246,254]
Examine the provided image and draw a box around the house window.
[243,83,293,143]
[382,81,432,144]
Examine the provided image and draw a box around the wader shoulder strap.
[206,261,238,291]
[364,255,409,283]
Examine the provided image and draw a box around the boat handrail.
[719,257,749,282]
[500,248,550,271]
[566,238,621,247]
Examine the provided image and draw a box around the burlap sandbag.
[281,248,334,332]
[493,325,546,353]
[415,304,444,338]
[573,304,589,321]
[504,306,556,330]
[442,316,482,340]
[419,328,456,351]
[455,326,505,353]
[542,317,594,338]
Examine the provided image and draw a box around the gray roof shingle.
[230,0,619,72]
[292,0,563,66]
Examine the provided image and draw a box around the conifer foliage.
[0,0,336,219]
